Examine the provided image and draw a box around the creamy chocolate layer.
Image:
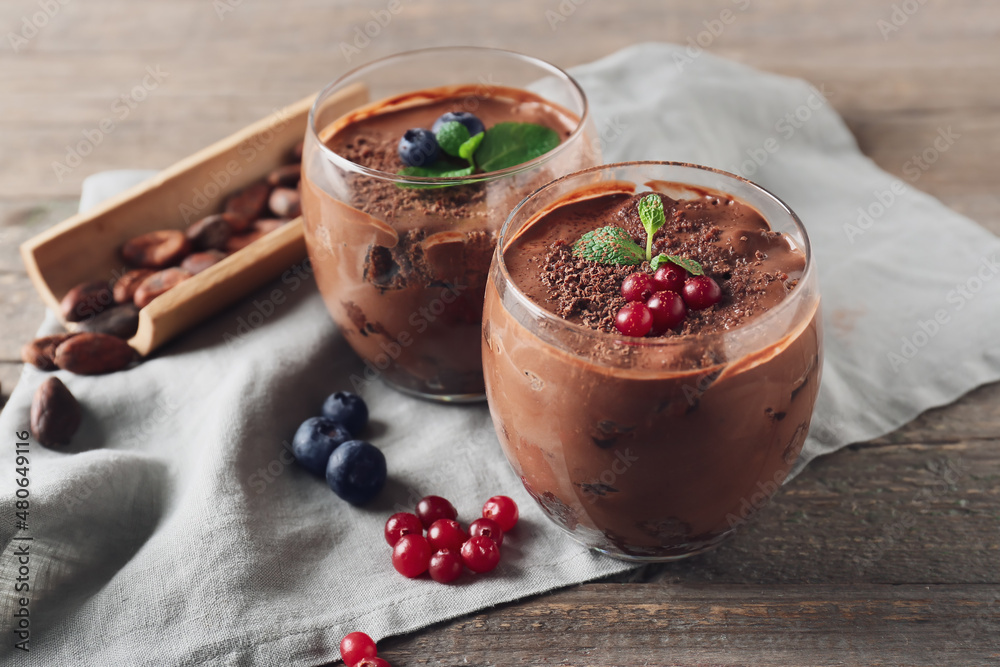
[506,185,805,337]
[302,84,588,398]
[483,180,822,559]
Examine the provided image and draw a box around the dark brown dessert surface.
[324,85,577,228]
[505,186,806,337]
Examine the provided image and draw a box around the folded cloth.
[2,42,998,665]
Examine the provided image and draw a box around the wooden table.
[2,1,998,664]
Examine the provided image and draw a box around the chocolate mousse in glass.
[301,48,598,402]
[483,162,823,561]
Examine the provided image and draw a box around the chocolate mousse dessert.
[303,73,596,400]
[483,166,823,560]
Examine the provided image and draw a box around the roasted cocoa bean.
[113,269,155,304]
[76,304,140,339]
[60,280,114,322]
[180,250,227,275]
[224,181,270,230]
[186,214,237,251]
[133,267,192,308]
[121,230,191,268]
[30,377,82,448]
[53,332,135,375]
[266,164,301,188]
[224,219,286,252]
[292,141,304,162]
[268,187,301,219]
[22,333,78,370]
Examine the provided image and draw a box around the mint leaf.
[572,226,644,266]
[637,194,666,261]
[398,162,475,189]
[459,132,484,166]
[651,253,704,276]
[475,122,561,173]
[435,121,471,158]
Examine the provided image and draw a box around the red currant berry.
[620,272,655,302]
[468,517,504,546]
[384,512,423,547]
[415,495,457,528]
[682,275,722,310]
[391,534,431,578]
[461,535,501,573]
[614,302,653,337]
[427,519,466,552]
[428,548,464,583]
[482,495,519,532]
[646,290,687,334]
[355,659,391,667]
[340,632,377,666]
[652,263,687,293]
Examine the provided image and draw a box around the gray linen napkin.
[2,42,999,665]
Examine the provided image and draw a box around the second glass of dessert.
[483,162,823,561]
[302,47,598,401]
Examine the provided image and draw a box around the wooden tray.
[20,83,369,356]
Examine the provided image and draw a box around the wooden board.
[18,84,368,355]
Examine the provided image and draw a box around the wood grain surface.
[1,1,998,665]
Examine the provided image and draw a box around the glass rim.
[307,46,591,186]
[494,160,817,349]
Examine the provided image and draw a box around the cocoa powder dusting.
[530,191,804,337]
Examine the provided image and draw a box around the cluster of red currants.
[385,495,519,583]
[339,631,389,667]
[615,262,722,337]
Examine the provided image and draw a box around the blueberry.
[292,417,352,477]
[398,128,440,167]
[431,112,485,138]
[326,440,387,506]
[321,391,368,436]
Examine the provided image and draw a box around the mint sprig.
[572,226,645,266]
[474,122,560,173]
[637,193,665,261]
[396,119,558,188]
[651,253,704,275]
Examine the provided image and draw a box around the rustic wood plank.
[374,583,1000,666]
[651,439,1000,586]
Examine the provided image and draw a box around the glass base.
[381,376,486,404]
[590,540,724,563]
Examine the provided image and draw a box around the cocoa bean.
[121,230,191,269]
[22,333,78,371]
[185,213,237,251]
[224,219,286,252]
[292,141,304,162]
[133,268,192,308]
[268,187,301,219]
[76,304,140,339]
[60,280,114,322]
[30,377,82,448]
[53,332,135,375]
[113,269,155,304]
[180,250,227,275]
[224,181,270,230]
[266,164,301,188]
